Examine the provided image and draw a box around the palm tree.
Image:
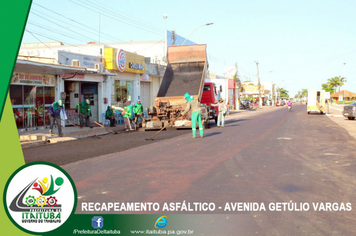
[327,76,346,92]
[339,76,347,91]
[301,89,308,99]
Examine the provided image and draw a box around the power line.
[30,11,100,43]
[32,3,127,43]
[80,0,163,33]
[68,0,163,36]
[24,30,103,56]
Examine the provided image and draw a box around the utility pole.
[235,62,240,110]
[255,61,262,108]
[163,14,168,63]
[343,63,346,104]
[172,29,176,46]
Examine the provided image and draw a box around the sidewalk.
[19,122,126,148]
[325,103,356,140]
[18,105,278,148]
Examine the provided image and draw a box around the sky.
[21,0,356,97]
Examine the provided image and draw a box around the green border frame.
[3,161,78,235]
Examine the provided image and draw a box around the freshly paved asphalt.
[57,104,356,235]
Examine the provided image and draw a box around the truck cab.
[200,82,218,124]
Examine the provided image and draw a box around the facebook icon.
[91,216,104,229]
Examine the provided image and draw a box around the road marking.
[329,106,343,111]
[277,137,292,140]
[323,153,339,156]
[326,114,344,117]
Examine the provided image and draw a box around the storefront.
[10,72,56,130]
[61,73,105,125]
[11,60,101,131]
[57,51,112,125]
[104,48,146,109]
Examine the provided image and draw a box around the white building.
[19,41,165,115]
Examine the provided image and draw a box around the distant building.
[330,90,356,102]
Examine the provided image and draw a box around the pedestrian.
[76,99,93,128]
[48,99,66,137]
[182,92,204,138]
[211,98,227,128]
[105,106,116,127]
[226,102,230,116]
[123,100,134,131]
[134,99,144,128]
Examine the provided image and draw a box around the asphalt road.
[54,104,356,235]
[22,104,356,235]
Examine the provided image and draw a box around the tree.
[327,76,346,92]
[294,91,302,99]
[301,89,308,98]
[279,87,289,98]
[321,83,335,94]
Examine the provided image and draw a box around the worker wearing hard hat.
[182,92,204,138]
[76,99,92,128]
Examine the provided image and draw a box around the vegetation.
[294,89,308,99]
[321,76,347,94]
[279,87,289,98]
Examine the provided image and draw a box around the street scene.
[8,0,356,235]
[22,103,356,234]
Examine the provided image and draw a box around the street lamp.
[343,62,346,104]
[163,14,168,62]
[181,23,213,45]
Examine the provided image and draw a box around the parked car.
[342,102,356,120]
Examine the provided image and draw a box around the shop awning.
[14,60,116,76]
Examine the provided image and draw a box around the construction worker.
[211,98,227,128]
[182,92,204,138]
[123,100,134,131]
[134,99,144,127]
[76,99,92,128]
[105,106,116,127]
[48,99,66,137]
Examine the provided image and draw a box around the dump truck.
[142,44,218,130]
[307,89,326,114]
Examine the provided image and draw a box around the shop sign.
[104,47,145,73]
[116,49,126,72]
[129,62,144,70]
[60,73,85,79]
[141,74,149,81]
[12,72,56,86]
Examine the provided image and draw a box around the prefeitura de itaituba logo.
[4,162,77,234]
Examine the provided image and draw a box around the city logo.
[116,49,126,72]
[4,162,77,234]
[92,216,104,229]
[154,215,167,228]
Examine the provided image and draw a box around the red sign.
[141,74,149,81]
[116,49,126,72]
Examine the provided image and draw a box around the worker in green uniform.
[105,106,116,127]
[123,100,134,131]
[76,99,92,128]
[134,99,144,128]
[182,92,204,138]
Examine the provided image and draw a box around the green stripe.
[0,1,32,121]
